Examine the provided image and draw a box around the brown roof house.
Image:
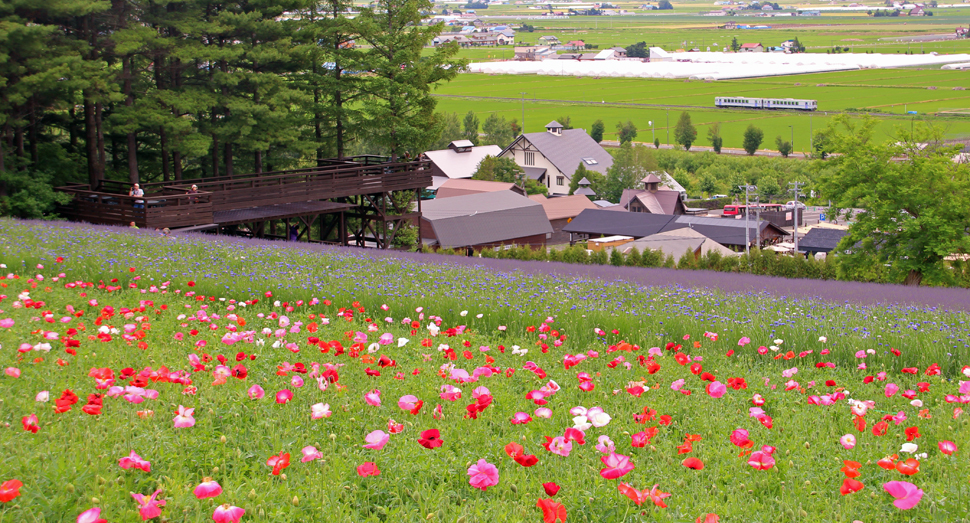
[618,174,687,215]
[528,194,597,244]
[420,191,553,252]
[500,121,613,196]
[435,178,525,199]
[425,140,503,190]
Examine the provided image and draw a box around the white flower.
[272,340,284,349]
[476,314,484,319]
[511,346,527,356]
[367,343,380,353]
[588,410,612,428]
[866,349,876,355]
[818,336,827,343]
[460,310,468,317]
[397,338,409,348]
[36,391,49,402]
[773,339,784,345]
[910,399,923,408]
[436,344,450,352]
[900,443,918,454]
[572,415,592,431]
[770,345,780,352]
[427,323,440,336]
[850,403,868,416]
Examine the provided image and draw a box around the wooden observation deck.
[57,156,432,248]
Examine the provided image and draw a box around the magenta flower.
[301,446,323,462]
[939,440,957,455]
[364,389,382,407]
[511,412,533,424]
[534,407,553,418]
[0,318,14,328]
[275,389,293,404]
[600,452,635,480]
[193,478,223,499]
[885,383,899,398]
[748,450,776,470]
[883,481,924,510]
[467,459,499,491]
[706,381,727,399]
[363,430,390,450]
[212,504,246,523]
[596,435,615,453]
[173,405,195,428]
[311,403,331,419]
[131,489,166,520]
[247,385,264,400]
[737,337,751,346]
[439,384,462,401]
[397,395,421,412]
[76,508,104,523]
[548,436,573,457]
[119,450,151,472]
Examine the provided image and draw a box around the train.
[714,97,818,111]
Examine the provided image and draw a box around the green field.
[432,69,970,149]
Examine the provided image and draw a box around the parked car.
[784,201,806,211]
[710,194,728,200]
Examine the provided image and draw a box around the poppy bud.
[248,489,256,500]
[220,435,227,443]
[292,496,299,506]
[91,497,99,504]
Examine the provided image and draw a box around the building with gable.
[499,121,613,196]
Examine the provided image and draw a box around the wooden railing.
[59,158,431,229]
[56,184,214,229]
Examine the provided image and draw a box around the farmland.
[1,220,970,522]
[432,69,970,147]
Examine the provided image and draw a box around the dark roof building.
[562,209,788,249]
[420,191,552,250]
[798,227,849,254]
[618,174,687,215]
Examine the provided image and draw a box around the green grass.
[1,220,970,522]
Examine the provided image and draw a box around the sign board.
[785,212,792,221]
[820,213,826,222]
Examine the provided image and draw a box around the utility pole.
[520,92,527,132]
[666,109,669,146]
[740,184,756,258]
[789,181,803,256]
[649,120,654,143]
[789,125,794,155]
[809,114,813,153]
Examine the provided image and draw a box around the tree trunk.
[68,106,77,152]
[83,93,103,187]
[160,127,170,182]
[96,102,106,169]
[211,134,220,178]
[254,150,262,173]
[904,269,923,286]
[224,142,233,178]
[14,126,24,160]
[28,97,38,165]
[173,151,182,181]
[123,55,138,183]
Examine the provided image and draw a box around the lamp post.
[649,120,655,143]
[740,184,756,258]
[789,125,793,155]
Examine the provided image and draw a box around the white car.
[784,201,807,211]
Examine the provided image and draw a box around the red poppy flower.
[877,454,898,470]
[505,442,524,458]
[356,462,380,477]
[853,416,866,432]
[895,458,920,476]
[840,478,864,495]
[674,353,689,365]
[515,454,539,467]
[682,457,704,470]
[543,482,561,496]
[266,451,290,475]
[689,363,702,375]
[872,421,888,436]
[904,426,920,441]
[418,429,443,449]
[536,498,567,523]
[758,415,773,429]
[659,415,672,425]
[840,460,862,478]
[0,479,23,503]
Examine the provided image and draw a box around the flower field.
[1,219,969,523]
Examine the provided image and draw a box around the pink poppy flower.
[363,430,390,450]
[212,504,245,523]
[840,434,857,450]
[0,318,14,328]
[275,390,293,404]
[535,407,553,418]
[730,429,750,447]
[311,403,331,419]
[511,412,533,424]
[706,381,727,399]
[131,489,166,520]
[883,481,923,510]
[364,390,382,407]
[301,446,323,462]
[596,435,616,453]
[247,385,264,400]
[193,478,223,499]
[467,459,499,491]
[290,376,304,388]
[939,440,957,455]
[748,451,775,470]
[439,385,462,401]
[357,462,380,477]
[600,452,635,479]
[547,436,572,457]
[119,451,151,472]
[737,337,751,346]
[398,395,422,412]
[670,379,685,391]
[77,507,106,523]
[173,405,195,428]
[4,367,20,378]
[885,383,899,397]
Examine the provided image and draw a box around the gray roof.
[618,228,738,260]
[562,209,787,247]
[523,166,547,180]
[578,177,592,186]
[798,227,848,253]
[546,121,563,128]
[503,129,613,177]
[421,191,552,248]
[425,145,502,182]
[619,188,684,215]
[575,187,596,196]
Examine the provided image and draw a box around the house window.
[557,176,565,186]
[525,151,535,166]
[582,157,597,165]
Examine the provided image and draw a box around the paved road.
[599,140,810,158]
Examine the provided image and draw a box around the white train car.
[715,97,817,111]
